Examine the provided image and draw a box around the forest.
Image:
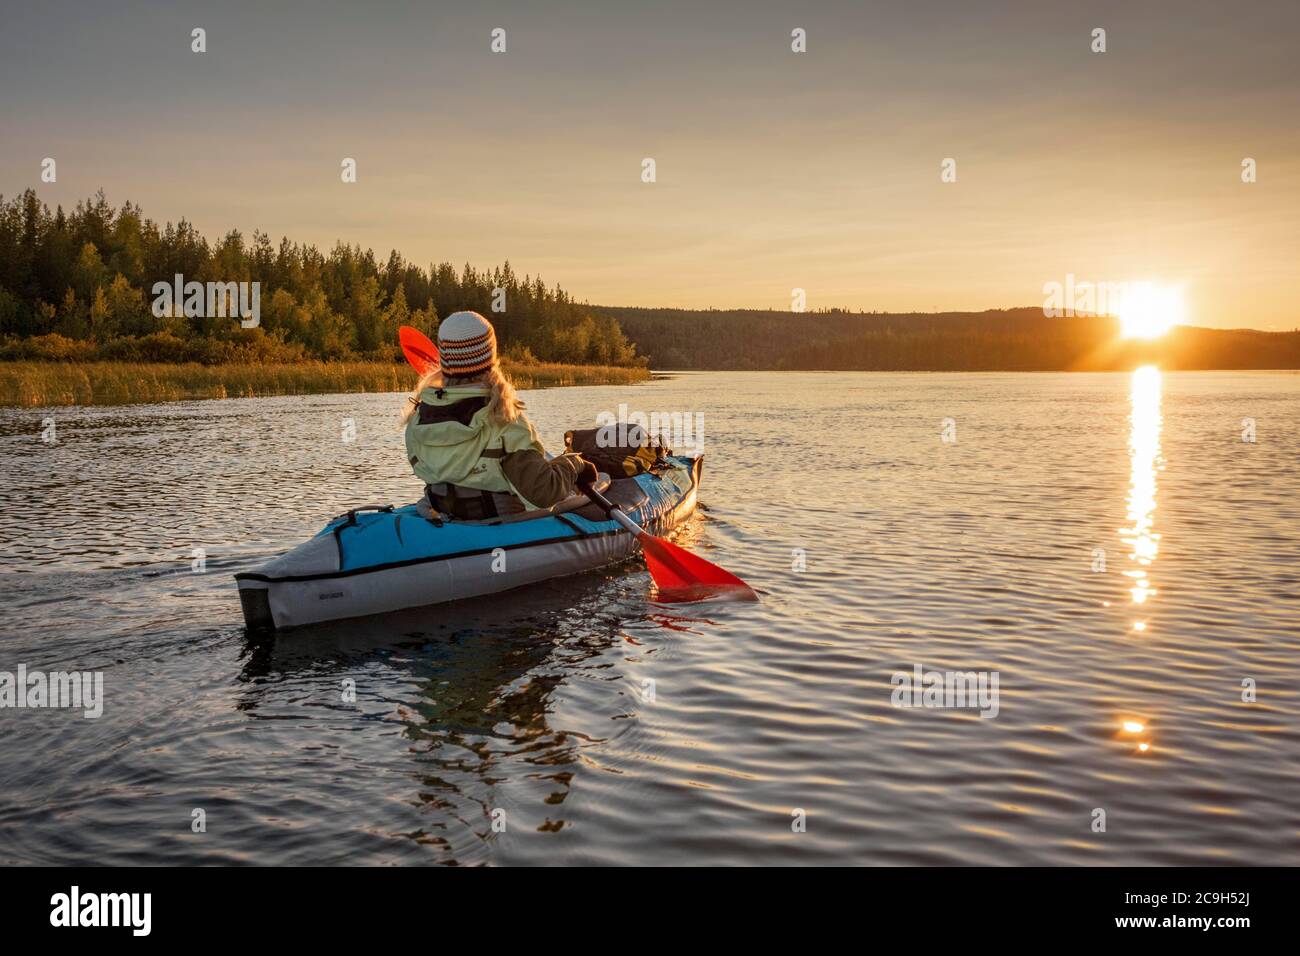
[0,189,643,367]
[593,306,1300,371]
[5,189,1296,375]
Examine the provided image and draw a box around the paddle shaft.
[580,483,644,537]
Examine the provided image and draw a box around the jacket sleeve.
[501,450,585,508]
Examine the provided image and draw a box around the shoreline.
[0,360,651,408]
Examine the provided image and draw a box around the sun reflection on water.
[1121,366,1163,618]
[1117,366,1163,754]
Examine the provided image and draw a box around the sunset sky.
[2,0,1297,328]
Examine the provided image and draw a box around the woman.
[403,311,597,519]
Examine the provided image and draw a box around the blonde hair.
[403,364,525,425]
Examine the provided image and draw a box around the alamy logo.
[595,403,704,455]
[0,664,104,718]
[1041,274,1180,320]
[50,886,151,936]
[890,663,999,718]
[151,273,260,327]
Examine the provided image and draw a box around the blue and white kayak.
[236,455,702,631]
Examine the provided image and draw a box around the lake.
[1,370,1297,865]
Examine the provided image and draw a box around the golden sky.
[2,1,1297,328]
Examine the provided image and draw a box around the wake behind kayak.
[235,455,702,631]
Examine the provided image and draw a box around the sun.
[1117,283,1185,339]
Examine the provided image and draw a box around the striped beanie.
[437,310,498,378]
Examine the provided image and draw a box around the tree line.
[6,188,1293,372]
[591,306,1300,371]
[0,189,643,367]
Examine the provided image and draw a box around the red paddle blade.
[638,531,757,603]
[399,326,440,375]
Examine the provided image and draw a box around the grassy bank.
[0,360,650,408]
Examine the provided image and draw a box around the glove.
[575,459,599,489]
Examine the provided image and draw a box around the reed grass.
[0,360,650,408]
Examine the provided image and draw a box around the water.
[2,370,1298,865]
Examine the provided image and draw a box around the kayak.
[236,455,703,631]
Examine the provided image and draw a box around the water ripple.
[2,372,1299,864]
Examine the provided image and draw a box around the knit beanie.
[437,311,498,378]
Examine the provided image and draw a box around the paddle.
[399,325,440,375]
[580,482,757,602]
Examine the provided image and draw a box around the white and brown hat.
[437,310,498,378]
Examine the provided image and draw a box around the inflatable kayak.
[236,455,703,631]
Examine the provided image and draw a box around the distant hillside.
[589,306,1300,371]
